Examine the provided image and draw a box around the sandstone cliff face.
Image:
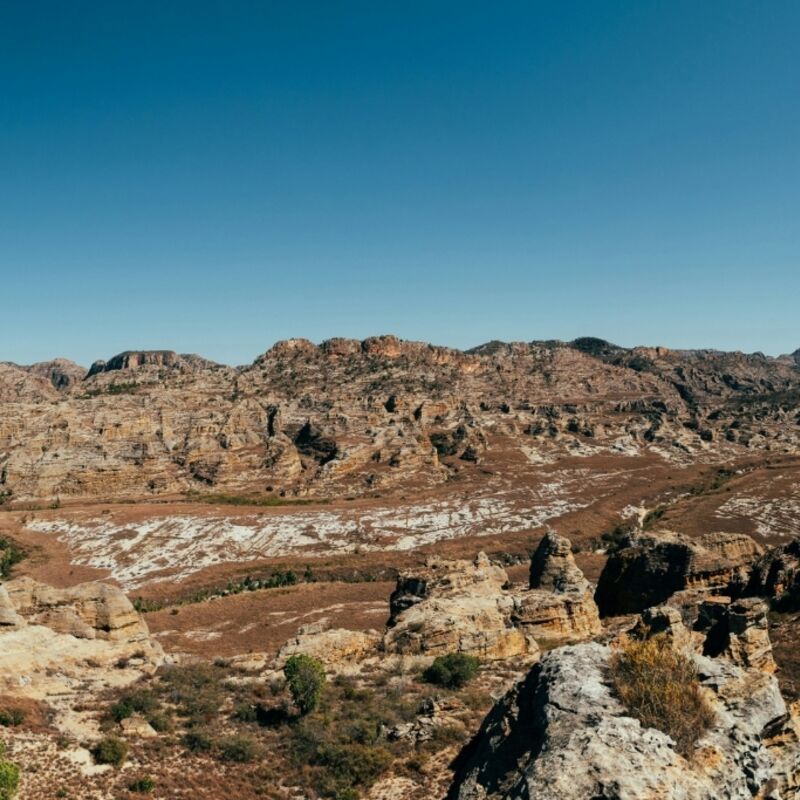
[595,530,762,616]
[1,336,799,502]
[447,606,799,800]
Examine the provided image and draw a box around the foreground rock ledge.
[447,639,800,800]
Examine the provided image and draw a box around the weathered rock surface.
[511,532,602,641]
[2,336,799,502]
[384,538,600,658]
[447,637,800,800]
[595,530,762,616]
[4,576,152,643]
[276,617,381,665]
[384,553,536,660]
[748,536,800,610]
[696,597,777,673]
[0,577,164,742]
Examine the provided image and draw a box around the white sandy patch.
[25,468,619,588]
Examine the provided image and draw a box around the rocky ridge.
[1,335,799,502]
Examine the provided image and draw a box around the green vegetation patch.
[423,654,480,689]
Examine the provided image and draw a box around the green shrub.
[423,653,480,689]
[0,710,24,728]
[92,736,128,766]
[610,635,715,755]
[127,776,155,793]
[183,729,213,752]
[233,702,258,723]
[218,735,259,763]
[109,689,159,723]
[284,654,326,715]
[0,743,19,800]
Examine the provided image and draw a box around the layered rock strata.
[595,530,762,616]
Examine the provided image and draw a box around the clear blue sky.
[2,1,798,366]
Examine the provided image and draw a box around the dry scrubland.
[0,336,799,798]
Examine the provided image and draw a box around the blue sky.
[1,1,798,366]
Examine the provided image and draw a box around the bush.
[284,655,326,715]
[159,663,226,725]
[183,729,213,752]
[423,654,480,689]
[92,736,128,766]
[610,635,715,755]
[109,689,159,723]
[232,703,258,723]
[0,743,19,800]
[0,710,24,728]
[128,776,155,793]
[218,734,259,763]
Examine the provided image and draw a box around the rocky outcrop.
[448,631,799,799]
[3,577,152,643]
[86,350,184,376]
[511,532,601,641]
[696,597,777,673]
[384,553,536,660]
[595,530,762,616]
[276,618,380,665]
[748,536,800,610]
[384,538,600,659]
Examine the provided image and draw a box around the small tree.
[423,653,480,689]
[284,654,326,715]
[0,742,20,800]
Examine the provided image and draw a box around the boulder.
[4,577,150,643]
[277,618,380,665]
[447,639,798,800]
[595,531,762,616]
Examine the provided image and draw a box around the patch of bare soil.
[145,580,394,658]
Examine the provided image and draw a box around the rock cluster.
[448,603,799,800]
[383,535,600,660]
[595,530,762,616]
[384,552,535,660]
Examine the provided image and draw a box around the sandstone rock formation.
[512,532,602,641]
[595,530,762,616]
[748,536,800,610]
[448,620,799,799]
[3,576,153,643]
[0,577,164,740]
[276,617,381,666]
[384,537,600,659]
[696,597,777,673]
[383,553,536,660]
[1,336,799,502]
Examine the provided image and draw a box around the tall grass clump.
[610,635,714,756]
